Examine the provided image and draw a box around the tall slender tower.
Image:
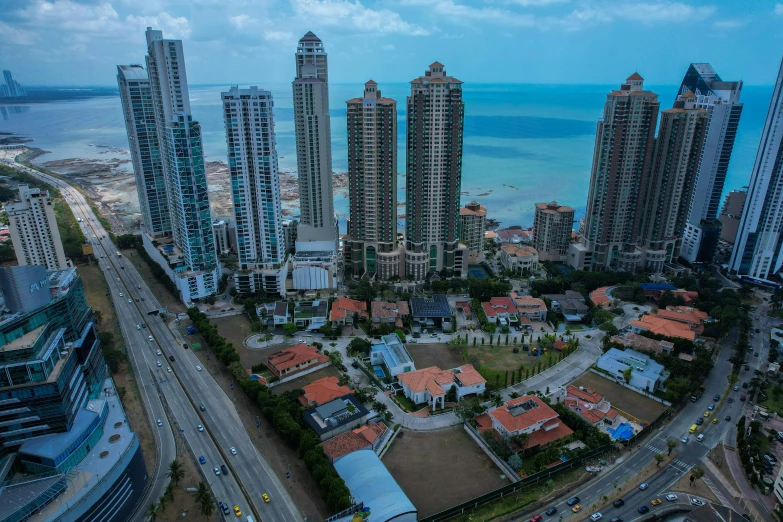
[221,86,287,296]
[144,27,219,299]
[405,62,466,280]
[576,73,659,272]
[677,64,743,264]
[347,81,399,280]
[636,91,709,272]
[7,185,67,270]
[292,32,337,251]
[729,58,783,279]
[117,64,171,237]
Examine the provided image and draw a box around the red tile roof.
[631,315,696,341]
[353,422,387,444]
[300,376,351,406]
[490,395,560,434]
[454,365,486,387]
[526,422,573,449]
[456,301,472,315]
[266,343,328,372]
[510,293,547,313]
[371,301,410,320]
[552,340,567,351]
[566,385,603,404]
[330,297,367,322]
[320,431,371,461]
[398,366,454,395]
[589,286,612,306]
[481,297,517,318]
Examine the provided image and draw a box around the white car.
[230,447,237,455]
[148,336,153,342]
[119,292,123,297]
[665,494,678,501]
[137,324,141,330]
[156,360,161,367]
[116,278,120,282]
[128,299,132,304]
[213,466,221,475]
[691,498,706,506]
[156,350,162,356]
[196,365,202,371]
[197,424,204,432]
[157,419,163,426]
[681,435,689,443]
[589,514,602,521]
[167,367,172,373]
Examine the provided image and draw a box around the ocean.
[0,82,774,230]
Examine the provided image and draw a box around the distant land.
[0,86,118,104]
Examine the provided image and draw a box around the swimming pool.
[606,422,634,441]
[468,265,491,279]
[373,365,385,379]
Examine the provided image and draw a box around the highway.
[3,158,303,522]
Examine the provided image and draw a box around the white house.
[597,348,669,392]
[370,334,414,377]
[396,365,486,411]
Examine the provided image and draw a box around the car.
[529,516,542,522]
[221,464,228,475]
[183,343,189,349]
[708,403,715,410]
[651,498,662,506]
[213,466,221,475]
[199,455,206,464]
[220,502,230,515]
[697,434,705,442]
[430,333,438,338]
[725,415,732,421]
[262,493,270,503]
[613,499,625,508]
[340,364,349,372]
[755,352,760,357]
[156,360,161,367]
[230,447,237,455]
[639,482,649,490]
[734,385,740,391]
[199,404,206,412]
[712,418,718,424]
[156,349,162,355]
[704,411,710,417]
[567,496,580,506]
[117,278,120,282]
[137,324,141,330]
[352,361,359,369]
[197,424,204,432]
[714,394,721,401]
[148,336,153,342]
[665,494,678,501]
[545,507,557,516]
[691,498,706,506]
[167,367,172,373]
[638,506,650,514]
[740,395,746,401]
[610,518,623,522]
[696,418,704,425]
[742,381,749,388]
[571,504,582,513]
[590,514,602,521]
[196,365,202,371]
[157,419,163,426]
[142,324,147,328]
[728,398,734,403]
[169,355,175,362]
[756,328,761,333]
[141,297,145,301]
[128,299,132,303]
[233,505,242,516]
[298,339,304,344]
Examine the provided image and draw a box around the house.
[495,228,534,245]
[630,315,696,341]
[299,376,351,407]
[655,306,708,334]
[610,332,674,354]
[293,299,329,330]
[589,286,613,309]
[510,292,547,321]
[256,301,290,326]
[329,297,367,326]
[410,294,453,332]
[639,283,698,304]
[371,301,410,328]
[564,385,619,426]
[303,394,370,441]
[396,364,486,410]
[481,297,518,326]
[597,348,670,391]
[265,343,329,378]
[370,333,415,377]
[319,422,390,463]
[500,244,539,274]
[552,340,567,352]
[485,395,574,449]
[543,291,588,321]
[455,301,473,320]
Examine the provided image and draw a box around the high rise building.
[405,62,468,280]
[293,32,338,252]
[7,184,68,270]
[140,27,220,302]
[117,64,171,237]
[221,86,288,296]
[568,74,660,272]
[1,69,26,98]
[636,91,709,272]
[533,201,574,263]
[729,58,783,279]
[459,201,487,264]
[677,64,743,264]
[347,81,399,280]
[718,190,746,244]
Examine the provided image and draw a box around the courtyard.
[570,372,668,424]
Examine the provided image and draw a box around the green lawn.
[393,393,428,412]
[563,324,586,332]
[758,394,783,415]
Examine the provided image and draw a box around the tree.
[328,351,343,367]
[283,322,298,337]
[690,466,705,486]
[94,310,103,325]
[666,439,677,456]
[445,385,458,403]
[194,481,215,517]
[145,502,160,522]
[507,453,523,471]
[319,323,334,337]
[166,459,184,486]
[350,279,377,303]
[157,493,168,513]
[622,367,633,384]
[491,393,504,408]
[654,453,665,467]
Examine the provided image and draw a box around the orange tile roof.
[589,286,612,306]
[501,244,538,258]
[397,366,455,395]
[353,422,386,444]
[301,376,352,406]
[456,301,472,315]
[475,413,493,430]
[371,301,410,320]
[631,315,696,341]
[510,292,547,312]
[320,431,371,461]
[566,385,603,405]
[518,316,532,325]
[482,297,517,317]
[484,230,497,239]
[490,395,560,433]
[552,340,567,351]
[526,422,573,449]
[606,409,619,420]
[627,72,644,81]
[656,306,708,330]
[267,343,328,372]
[330,297,368,322]
[454,365,486,387]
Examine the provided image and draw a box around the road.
[4,158,303,522]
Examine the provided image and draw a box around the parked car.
[340,364,349,372]
[734,385,740,391]
[666,494,678,501]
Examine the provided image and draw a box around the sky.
[1,0,783,87]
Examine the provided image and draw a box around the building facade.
[142,27,220,301]
[405,62,467,281]
[717,190,746,244]
[347,81,399,280]
[212,219,230,255]
[1,69,26,98]
[117,64,171,238]
[533,201,574,262]
[677,64,743,264]
[293,32,338,251]
[7,184,68,270]
[569,74,660,272]
[459,200,486,263]
[729,58,783,279]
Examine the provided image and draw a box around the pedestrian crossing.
[671,458,691,472]
[645,443,664,453]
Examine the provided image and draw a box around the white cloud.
[776,3,783,15]
[401,0,537,26]
[712,19,745,29]
[229,14,258,29]
[290,0,429,35]
[505,0,569,5]
[265,30,294,41]
[0,21,38,45]
[382,43,396,50]
[128,12,191,38]
[558,2,716,30]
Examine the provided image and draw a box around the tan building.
[459,200,486,263]
[500,244,538,275]
[533,201,574,262]
[7,184,67,270]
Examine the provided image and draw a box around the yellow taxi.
[263,493,270,503]
[572,504,583,513]
[651,499,662,506]
[703,411,710,418]
[234,505,242,517]
[712,418,718,424]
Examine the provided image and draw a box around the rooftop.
[631,315,697,341]
[589,286,613,306]
[566,385,603,405]
[266,343,328,371]
[304,395,369,436]
[371,300,410,319]
[410,294,451,318]
[610,332,674,354]
[371,333,413,369]
[501,244,538,258]
[510,293,547,312]
[330,297,367,322]
[482,297,517,317]
[300,376,351,406]
[490,395,561,434]
[320,431,371,461]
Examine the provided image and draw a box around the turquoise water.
[0,82,773,230]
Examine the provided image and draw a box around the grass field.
[571,372,667,424]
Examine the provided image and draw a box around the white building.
[221,86,287,296]
[291,250,336,291]
[597,348,669,392]
[500,244,539,275]
[397,365,486,411]
[7,185,67,270]
[212,220,230,255]
[730,58,783,279]
[293,32,338,252]
[370,334,414,378]
[459,201,487,264]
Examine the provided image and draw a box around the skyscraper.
[292,32,337,251]
[405,62,467,280]
[533,201,574,263]
[347,81,399,280]
[677,64,743,264]
[636,91,709,272]
[117,64,171,237]
[568,74,660,272]
[142,27,219,300]
[221,86,288,296]
[729,58,783,279]
[1,69,26,98]
[7,184,68,270]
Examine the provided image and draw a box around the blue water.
[0,82,773,230]
[373,365,385,379]
[606,422,634,441]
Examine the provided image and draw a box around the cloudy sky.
[1,0,783,87]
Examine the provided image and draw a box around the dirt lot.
[383,427,509,517]
[406,343,463,369]
[571,372,667,424]
[155,446,210,522]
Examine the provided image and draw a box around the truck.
[690,390,703,402]
[186,325,196,335]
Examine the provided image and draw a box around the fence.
[419,444,612,522]
[620,408,671,448]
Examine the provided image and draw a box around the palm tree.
[194,481,215,517]
[666,439,677,456]
[166,459,184,487]
[654,453,664,466]
[164,482,175,502]
[145,502,159,522]
[158,494,168,513]
[491,393,504,408]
